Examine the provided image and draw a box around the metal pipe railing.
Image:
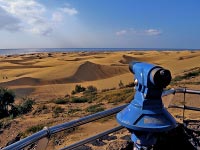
[2,104,128,150]
[2,129,50,150]
[162,88,176,96]
[60,126,124,150]
[162,88,200,96]
[169,105,200,111]
[175,88,200,95]
[49,104,128,134]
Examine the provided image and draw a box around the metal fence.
[2,88,200,150]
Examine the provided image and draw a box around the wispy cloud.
[60,7,78,16]
[116,28,162,36]
[144,29,162,36]
[52,5,79,22]
[116,30,127,36]
[52,12,63,22]
[0,0,78,36]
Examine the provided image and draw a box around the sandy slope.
[0,50,200,100]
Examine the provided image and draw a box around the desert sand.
[0,50,200,149]
[0,50,200,100]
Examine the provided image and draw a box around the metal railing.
[2,88,200,150]
[2,104,128,150]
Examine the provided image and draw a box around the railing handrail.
[169,105,200,111]
[60,126,124,150]
[2,104,128,150]
[175,88,200,94]
[2,88,200,150]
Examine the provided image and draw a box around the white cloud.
[52,12,63,22]
[116,28,162,36]
[0,0,51,35]
[144,29,162,36]
[60,7,78,16]
[52,5,78,22]
[0,0,78,36]
[116,30,127,36]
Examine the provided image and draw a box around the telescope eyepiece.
[151,68,171,88]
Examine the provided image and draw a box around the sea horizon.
[0,48,199,56]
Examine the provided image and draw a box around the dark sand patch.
[12,87,35,97]
[0,77,41,86]
[119,55,139,64]
[0,65,51,69]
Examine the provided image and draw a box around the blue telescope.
[116,62,177,149]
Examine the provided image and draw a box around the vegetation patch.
[171,68,200,84]
[68,108,82,114]
[71,85,86,95]
[86,104,105,113]
[0,87,35,119]
[99,88,134,105]
[18,98,35,114]
[84,85,97,94]
[33,105,49,115]
[53,98,69,104]
[26,124,45,134]
[52,106,65,117]
[71,97,89,103]
[0,87,15,118]
[178,82,200,85]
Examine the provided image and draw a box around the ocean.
[0,48,199,56]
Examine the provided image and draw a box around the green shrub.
[71,90,76,95]
[125,82,135,87]
[85,85,97,93]
[53,98,69,104]
[71,85,86,95]
[53,106,64,114]
[101,88,134,105]
[9,105,19,118]
[101,88,116,92]
[0,87,15,118]
[33,105,49,115]
[86,104,105,113]
[71,97,88,103]
[26,124,45,134]
[9,97,35,118]
[17,98,35,114]
[118,80,124,88]
[68,108,82,114]
[172,68,200,84]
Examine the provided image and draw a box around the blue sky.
[0,0,200,49]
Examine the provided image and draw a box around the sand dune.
[0,61,129,86]
[119,55,138,64]
[0,51,200,99]
[65,61,129,82]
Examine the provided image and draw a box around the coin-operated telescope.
[116,62,177,149]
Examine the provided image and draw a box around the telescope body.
[116,62,177,147]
